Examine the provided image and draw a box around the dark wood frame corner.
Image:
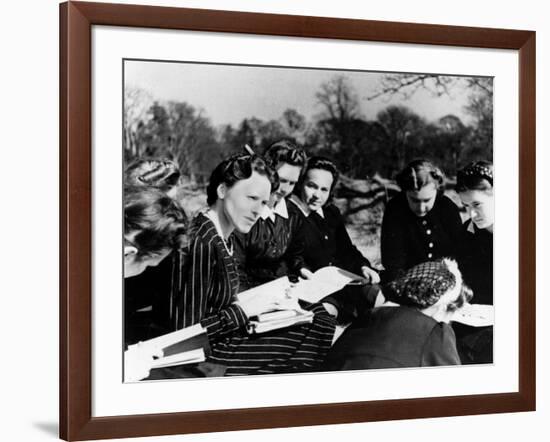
[59,1,536,440]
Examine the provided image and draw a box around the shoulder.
[435,194,461,214]
[385,193,408,214]
[189,213,218,250]
[324,203,343,219]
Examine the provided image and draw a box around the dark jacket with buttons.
[298,203,372,275]
[381,193,463,283]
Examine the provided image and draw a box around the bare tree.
[316,75,360,122]
[367,74,459,101]
[124,87,153,157]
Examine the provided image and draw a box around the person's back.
[325,306,460,370]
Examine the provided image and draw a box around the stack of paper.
[452,304,495,327]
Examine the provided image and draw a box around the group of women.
[123,141,494,380]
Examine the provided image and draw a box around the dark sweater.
[297,203,371,275]
[233,200,305,290]
[457,222,493,305]
[381,193,463,282]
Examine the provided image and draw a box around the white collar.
[467,220,476,233]
[260,198,289,221]
[204,209,234,255]
[288,195,324,218]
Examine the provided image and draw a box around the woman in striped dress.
[173,154,336,376]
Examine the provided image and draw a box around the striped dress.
[173,213,336,376]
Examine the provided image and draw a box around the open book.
[124,324,209,381]
[291,266,365,303]
[452,303,494,327]
[236,266,364,333]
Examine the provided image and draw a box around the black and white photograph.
[122,59,494,382]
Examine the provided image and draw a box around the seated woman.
[173,154,336,376]
[454,161,494,364]
[324,259,472,371]
[233,140,309,289]
[289,156,380,322]
[123,185,190,381]
[381,159,463,283]
[124,158,184,341]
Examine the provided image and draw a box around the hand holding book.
[124,324,209,382]
[235,267,365,334]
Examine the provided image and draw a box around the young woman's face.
[124,246,171,278]
[459,189,494,231]
[405,183,438,217]
[271,162,302,205]
[300,168,334,212]
[221,171,271,233]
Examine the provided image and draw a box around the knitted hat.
[385,259,463,309]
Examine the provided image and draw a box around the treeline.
[124,75,492,183]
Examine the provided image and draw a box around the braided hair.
[456,160,493,193]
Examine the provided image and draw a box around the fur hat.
[385,259,465,309]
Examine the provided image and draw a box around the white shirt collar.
[467,220,476,233]
[260,198,289,221]
[288,195,324,218]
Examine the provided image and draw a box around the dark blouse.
[294,202,372,275]
[453,222,493,365]
[324,306,461,370]
[124,255,175,346]
[172,212,336,376]
[233,201,305,290]
[381,193,463,282]
[457,222,493,305]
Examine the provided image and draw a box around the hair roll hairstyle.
[395,159,445,193]
[206,154,279,206]
[456,160,493,193]
[125,159,181,193]
[297,156,340,197]
[124,186,188,259]
[264,140,307,170]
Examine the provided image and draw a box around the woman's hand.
[361,266,381,284]
[235,290,293,318]
[299,268,314,280]
[322,302,339,318]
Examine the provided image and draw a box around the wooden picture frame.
[59,1,536,440]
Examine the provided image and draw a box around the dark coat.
[324,306,461,370]
[381,193,463,282]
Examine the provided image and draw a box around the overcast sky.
[125,59,477,128]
